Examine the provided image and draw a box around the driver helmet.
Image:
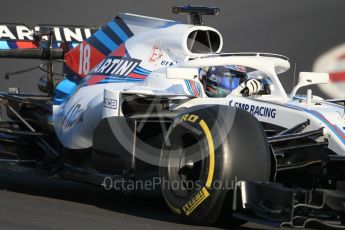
[201,65,247,97]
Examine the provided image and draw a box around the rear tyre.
[160,105,271,226]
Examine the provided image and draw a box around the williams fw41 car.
[1,5,345,229]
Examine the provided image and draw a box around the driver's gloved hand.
[231,79,262,96]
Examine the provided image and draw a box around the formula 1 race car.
[0,5,345,229]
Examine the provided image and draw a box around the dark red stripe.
[111,43,126,57]
[333,126,345,140]
[311,110,345,142]
[87,75,107,85]
[16,41,38,48]
[338,53,345,60]
[189,80,200,97]
[329,71,345,82]
[128,73,146,79]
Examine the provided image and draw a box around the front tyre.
[159,105,271,226]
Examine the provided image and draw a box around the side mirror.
[38,76,48,93]
[38,76,60,93]
[290,72,329,98]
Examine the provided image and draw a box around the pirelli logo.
[182,187,210,216]
[180,114,199,123]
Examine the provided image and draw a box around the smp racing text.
[229,100,276,118]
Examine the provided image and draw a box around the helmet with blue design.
[201,65,248,97]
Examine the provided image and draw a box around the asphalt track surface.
[0,169,296,230]
[0,0,344,229]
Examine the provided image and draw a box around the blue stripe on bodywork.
[94,30,117,51]
[184,80,194,95]
[195,82,201,94]
[97,78,143,85]
[0,41,9,49]
[305,110,345,144]
[88,36,111,55]
[53,79,77,105]
[108,21,128,42]
[136,66,151,74]
[133,69,150,76]
[281,101,345,145]
[102,25,122,45]
[115,17,134,37]
[7,41,17,49]
[71,42,79,48]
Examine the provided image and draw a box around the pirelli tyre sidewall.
[160,105,271,225]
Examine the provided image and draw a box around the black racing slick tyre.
[159,105,271,226]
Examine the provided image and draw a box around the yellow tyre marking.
[183,187,210,216]
[181,114,199,123]
[166,117,215,216]
[199,119,215,188]
[163,193,181,214]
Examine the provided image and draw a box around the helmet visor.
[205,66,247,97]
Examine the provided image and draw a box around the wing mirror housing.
[290,72,329,98]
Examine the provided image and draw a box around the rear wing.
[0,23,99,59]
[0,18,134,96]
[0,23,99,96]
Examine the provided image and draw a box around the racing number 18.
[79,43,91,75]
